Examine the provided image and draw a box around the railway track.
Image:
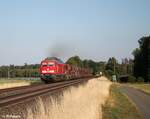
[0,78,90,108]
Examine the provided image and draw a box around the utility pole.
[8,66,10,79]
[113,59,117,82]
[113,60,116,74]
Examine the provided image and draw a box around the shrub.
[128,75,136,83]
[137,77,144,83]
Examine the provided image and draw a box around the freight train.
[40,57,92,83]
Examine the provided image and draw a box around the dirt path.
[120,86,150,119]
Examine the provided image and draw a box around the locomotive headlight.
[42,70,47,73]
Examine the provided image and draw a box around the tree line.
[0,56,134,80]
[0,64,40,78]
[66,56,133,80]
[65,35,150,82]
[0,36,149,82]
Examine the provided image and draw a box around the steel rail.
[0,78,89,108]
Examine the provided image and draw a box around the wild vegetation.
[26,77,111,119]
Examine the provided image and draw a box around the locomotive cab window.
[48,62,55,66]
[42,65,47,67]
[41,62,55,66]
[42,62,47,67]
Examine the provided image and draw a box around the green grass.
[102,84,142,119]
[129,83,150,94]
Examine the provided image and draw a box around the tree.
[66,56,105,75]
[0,64,40,78]
[83,60,97,74]
[105,57,118,75]
[132,48,143,78]
[133,36,150,82]
[119,58,133,75]
[66,56,83,67]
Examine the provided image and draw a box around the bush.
[137,77,144,83]
[128,75,136,83]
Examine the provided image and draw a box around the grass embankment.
[26,77,111,119]
[0,78,41,89]
[102,84,142,119]
[129,83,150,94]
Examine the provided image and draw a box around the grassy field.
[102,84,142,119]
[0,78,41,89]
[129,83,150,94]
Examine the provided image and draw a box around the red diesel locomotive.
[40,57,92,83]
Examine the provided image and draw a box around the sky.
[0,0,150,65]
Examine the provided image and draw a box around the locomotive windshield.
[42,62,55,66]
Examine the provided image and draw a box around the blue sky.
[0,0,150,65]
